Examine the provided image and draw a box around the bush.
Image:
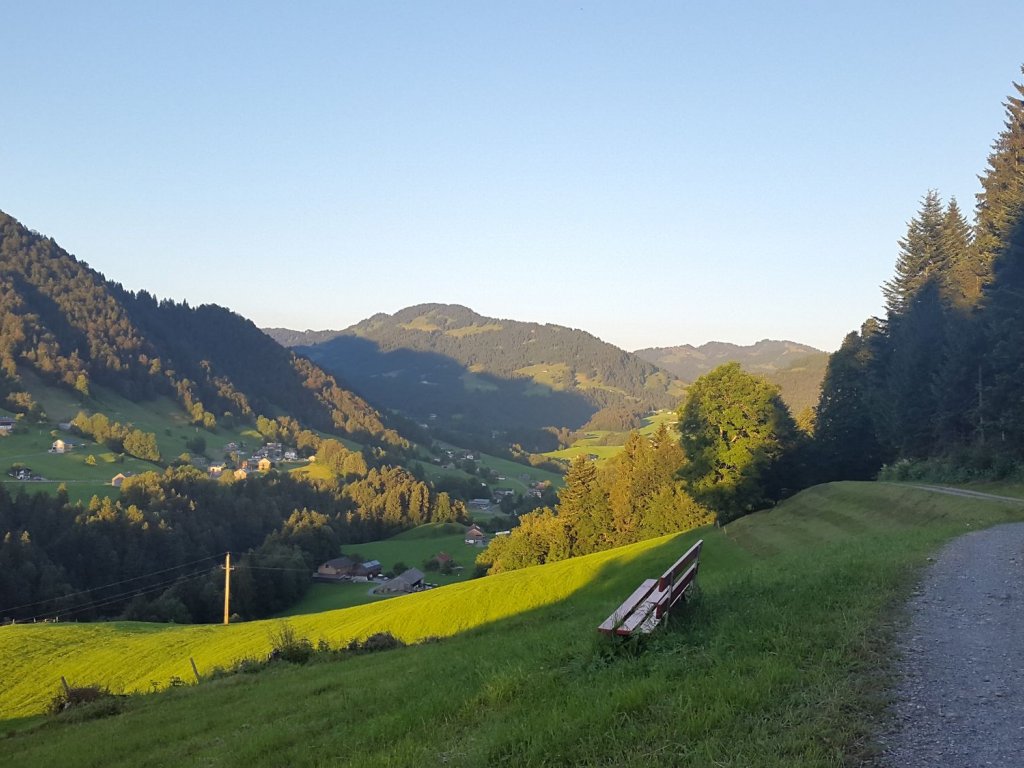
[267,623,314,664]
[48,684,121,717]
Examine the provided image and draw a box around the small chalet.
[51,439,70,453]
[465,525,486,546]
[257,457,273,472]
[111,473,128,488]
[374,568,425,595]
[233,468,250,480]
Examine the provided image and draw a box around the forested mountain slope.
[273,304,686,450]
[635,340,827,416]
[0,210,401,446]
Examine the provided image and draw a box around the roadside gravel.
[879,522,1024,767]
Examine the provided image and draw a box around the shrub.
[48,684,119,716]
[268,623,314,664]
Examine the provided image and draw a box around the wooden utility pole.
[221,553,234,625]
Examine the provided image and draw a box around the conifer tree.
[974,68,1024,288]
[978,69,1024,450]
[882,191,947,315]
[814,331,886,480]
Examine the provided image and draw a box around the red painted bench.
[598,539,703,636]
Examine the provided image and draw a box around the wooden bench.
[597,539,703,636]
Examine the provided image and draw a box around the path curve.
[880,522,1024,767]
[902,483,1024,504]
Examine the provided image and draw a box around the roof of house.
[396,568,424,585]
[360,560,381,569]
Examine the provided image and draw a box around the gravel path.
[880,522,1024,767]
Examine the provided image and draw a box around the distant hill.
[0,210,401,446]
[263,327,343,348]
[635,340,828,416]
[274,304,686,451]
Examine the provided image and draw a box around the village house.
[284,450,298,461]
[110,472,133,488]
[464,525,486,546]
[0,417,15,433]
[257,457,272,472]
[374,568,425,595]
[51,439,71,453]
[233,468,250,480]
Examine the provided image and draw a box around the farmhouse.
[316,556,357,579]
[111,473,128,488]
[465,525,486,546]
[51,439,71,453]
[374,568,425,594]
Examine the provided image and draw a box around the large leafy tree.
[678,363,799,523]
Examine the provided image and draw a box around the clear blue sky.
[2,2,1022,352]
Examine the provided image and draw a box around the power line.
[29,569,213,623]
[0,552,226,615]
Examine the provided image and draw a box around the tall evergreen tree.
[814,330,887,481]
[974,68,1024,290]
[978,69,1024,451]
[882,191,947,315]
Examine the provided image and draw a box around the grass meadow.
[3,482,1023,766]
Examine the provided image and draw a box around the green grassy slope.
[544,410,678,463]
[4,482,1024,767]
[0,373,272,501]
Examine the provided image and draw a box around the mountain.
[634,340,828,416]
[0,210,402,446]
[273,304,686,451]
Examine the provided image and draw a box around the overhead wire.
[0,551,227,615]
[28,569,214,623]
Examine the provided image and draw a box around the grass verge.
[3,481,1022,766]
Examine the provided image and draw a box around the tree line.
[0,463,466,624]
[814,69,1024,482]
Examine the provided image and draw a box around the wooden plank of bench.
[618,585,669,635]
[658,562,699,618]
[658,540,703,592]
[598,579,658,634]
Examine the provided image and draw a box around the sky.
[2,2,1023,353]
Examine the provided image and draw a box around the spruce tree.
[978,69,1024,450]
[814,331,886,481]
[881,190,947,315]
[974,68,1024,287]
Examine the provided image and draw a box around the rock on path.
[881,522,1024,767]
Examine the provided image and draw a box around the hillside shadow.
[299,335,597,447]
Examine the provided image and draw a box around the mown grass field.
[280,524,479,616]
[545,410,678,463]
[3,482,1023,767]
